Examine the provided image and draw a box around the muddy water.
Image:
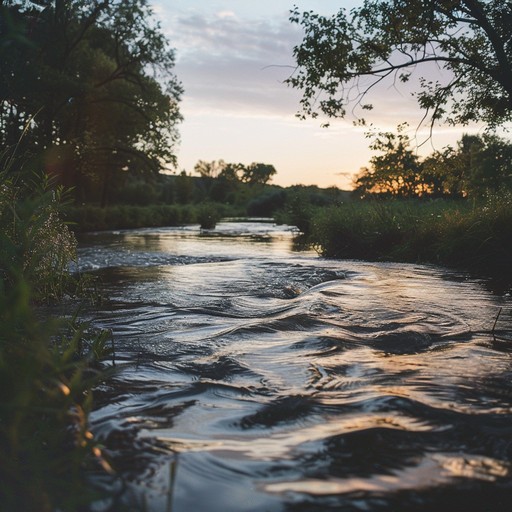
[78,221,512,511]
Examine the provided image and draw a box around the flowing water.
[78,220,512,512]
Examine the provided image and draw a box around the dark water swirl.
[79,222,512,512]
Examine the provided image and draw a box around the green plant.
[306,195,512,279]
[0,278,114,512]
[197,203,222,230]
[0,160,113,511]
[0,171,78,302]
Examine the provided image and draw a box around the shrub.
[0,172,78,302]
[0,167,112,511]
[246,190,286,217]
[66,203,212,232]
[197,203,222,229]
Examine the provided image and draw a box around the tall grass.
[0,166,112,511]
[1,172,78,301]
[66,202,236,232]
[307,194,512,277]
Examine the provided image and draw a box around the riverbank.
[64,185,350,232]
[68,194,512,283]
[290,193,512,283]
[65,203,239,232]
[0,172,113,511]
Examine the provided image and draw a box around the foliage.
[0,167,77,301]
[197,203,222,230]
[275,185,352,233]
[194,159,227,179]
[441,133,512,196]
[0,299,113,512]
[307,193,512,277]
[0,162,113,511]
[240,162,277,185]
[111,177,160,206]
[193,160,277,186]
[355,129,512,198]
[190,160,278,207]
[247,189,286,217]
[288,1,512,127]
[66,202,235,232]
[0,0,182,206]
[355,124,424,197]
[66,181,353,232]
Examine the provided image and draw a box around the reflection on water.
[79,221,512,511]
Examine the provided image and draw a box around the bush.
[67,203,234,232]
[0,294,113,511]
[0,168,112,511]
[0,172,78,301]
[197,203,222,229]
[67,203,205,232]
[246,190,286,217]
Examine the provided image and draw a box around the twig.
[492,307,502,335]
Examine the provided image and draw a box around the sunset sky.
[152,0,483,189]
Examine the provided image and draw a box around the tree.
[212,163,244,203]
[354,124,425,197]
[193,160,226,179]
[218,162,245,182]
[287,1,512,128]
[174,170,194,204]
[241,162,277,185]
[421,149,458,197]
[425,133,512,196]
[464,133,512,194]
[0,0,182,205]
[355,127,512,198]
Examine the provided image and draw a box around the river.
[77,220,512,512]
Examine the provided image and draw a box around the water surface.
[79,221,512,511]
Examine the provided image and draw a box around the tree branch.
[462,0,512,93]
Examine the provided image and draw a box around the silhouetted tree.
[194,160,226,179]
[424,134,512,196]
[288,1,512,128]
[241,163,277,185]
[354,125,424,197]
[0,0,182,205]
[355,128,512,198]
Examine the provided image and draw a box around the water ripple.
[83,224,512,511]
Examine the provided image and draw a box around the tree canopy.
[193,160,277,186]
[355,124,424,197]
[287,1,512,128]
[0,0,182,205]
[354,127,512,198]
[241,162,277,185]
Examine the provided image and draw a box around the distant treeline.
[66,169,352,231]
[354,128,512,199]
[277,130,512,280]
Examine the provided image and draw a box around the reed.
[307,194,512,278]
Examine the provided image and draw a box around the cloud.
[216,10,236,19]
[169,11,296,60]
[160,10,305,116]
[163,8,438,123]
[149,1,500,190]
[169,11,457,131]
